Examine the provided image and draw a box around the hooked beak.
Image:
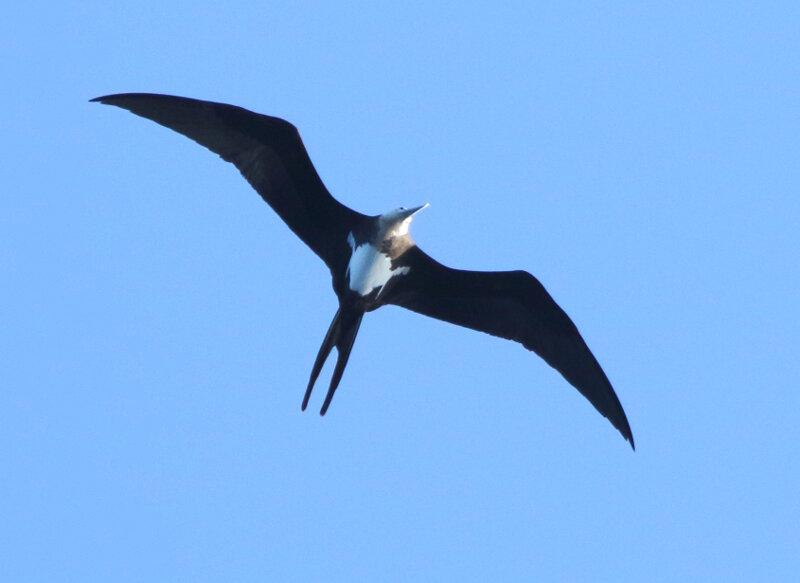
[402,203,429,219]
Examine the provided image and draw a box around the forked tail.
[301,307,364,415]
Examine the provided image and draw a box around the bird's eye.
[400,206,406,210]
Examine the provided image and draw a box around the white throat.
[385,217,412,238]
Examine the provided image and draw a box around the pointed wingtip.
[624,418,635,451]
[602,402,634,450]
[90,93,150,105]
[622,425,635,451]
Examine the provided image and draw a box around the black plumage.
[92,93,634,449]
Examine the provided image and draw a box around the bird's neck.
[379,233,414,258]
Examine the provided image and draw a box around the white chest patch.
[346,232,410,297]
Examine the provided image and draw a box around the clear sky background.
[2,2,799,581]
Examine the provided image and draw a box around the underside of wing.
[388,246,634,448]
[92,93,367,273]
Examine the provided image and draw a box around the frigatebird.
[92,93,635,449]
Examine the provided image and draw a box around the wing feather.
[388,247,634,448]
[92,93,367,273]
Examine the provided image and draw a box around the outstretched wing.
[388,246,634,448]
[92,93,367,274]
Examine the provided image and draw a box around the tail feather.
[302,308,341,411]
[302,307,363,415]
[320,312,363,416]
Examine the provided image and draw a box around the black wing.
[91,93,367,274]
[388,246,634,448]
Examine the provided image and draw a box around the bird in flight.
[92,93,634,449]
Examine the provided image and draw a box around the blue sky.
[3,2,799,581]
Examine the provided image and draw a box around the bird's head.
[378,203,429,237]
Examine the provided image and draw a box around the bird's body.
[92,93,635,449]
[344,208,418,301]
